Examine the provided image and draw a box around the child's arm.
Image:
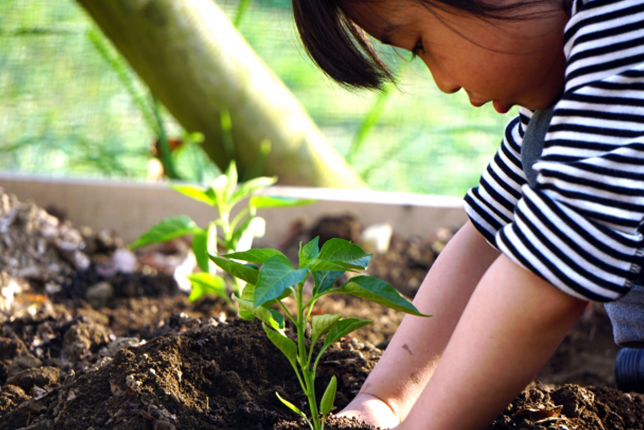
[340,220,501,425]
[394,253,588,430]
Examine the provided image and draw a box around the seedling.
[129,161,314,304]
[210,237,429,430]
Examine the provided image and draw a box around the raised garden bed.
[0,181,642,430]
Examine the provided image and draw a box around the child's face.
[345,0,570,113]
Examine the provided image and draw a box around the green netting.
[1,1,149,177]
[0,0,515,196]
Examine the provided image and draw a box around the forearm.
[397,254,588,430]
[349,221,500,421]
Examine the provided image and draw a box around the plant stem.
[305,297,319,368]
[229,206,250,233]
[230,277,243,297]
[296,283,321,430]
[279,301,296,325]
[219,205,232,245]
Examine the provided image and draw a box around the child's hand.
[337,392,400,429]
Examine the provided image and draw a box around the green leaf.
[238,284,285,329]
[263,323,297,365]
[187,273,227,302]
[309,239,372,296]
[318,238,372,269]
[312,271,344,297]
[209,255,259,285]
[275,392,309,423]
[234,297,284,330]
[229,176,277,208]
[311,314,341,346]
[221,248,284,264]
[192,231,209,272]
[315,318,372,373]
[224,161,239,204]
[299,237,320,268]
[334,276,430,317]
[239,280,294,312]
[237,306,254,321]
[320,376,337,417]
[262,306,286,330]
[236,283,257,320]
[322,318,372,351]
[129,215,201,249]
[307,260,365,272]
[170,183,216,206]
[249,195,316,209]
[210,172,230,212]
[267,308,286,330]
[255,255,309,307]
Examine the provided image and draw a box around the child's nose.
[431,67,461,94]
[422,58,460,94]
[435,78,461,94]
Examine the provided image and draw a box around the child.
[292,0,644,428]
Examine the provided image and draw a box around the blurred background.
[0,0,516,197]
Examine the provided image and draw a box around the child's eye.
[412,39,425,57]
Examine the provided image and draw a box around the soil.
[0,190,643,429]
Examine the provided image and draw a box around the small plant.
[210,237,429,430]
[129,161,314,304]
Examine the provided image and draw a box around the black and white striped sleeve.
[466,0,644,302]
[464,113,530,244]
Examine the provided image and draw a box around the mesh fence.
[0,0,514,196]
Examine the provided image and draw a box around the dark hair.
[293,0,570,90]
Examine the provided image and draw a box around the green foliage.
[187,272,229,303]
[130,215,201,249]
[130,161,314,304]
[211,237,430,430]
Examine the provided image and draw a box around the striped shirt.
[464,0,644,302]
